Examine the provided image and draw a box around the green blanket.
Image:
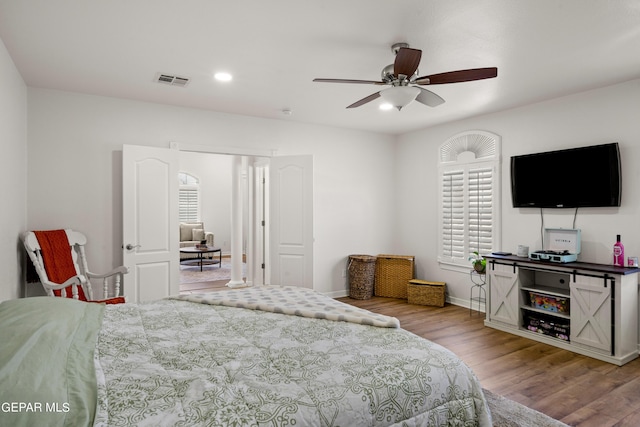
[0,297,104,427]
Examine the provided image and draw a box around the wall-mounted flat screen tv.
[511,142,621,208]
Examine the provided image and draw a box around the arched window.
[178,172,200,222]
[438,131,501,269]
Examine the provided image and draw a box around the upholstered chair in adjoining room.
[179,222,215,260]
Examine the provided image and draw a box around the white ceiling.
[1,0,639,135]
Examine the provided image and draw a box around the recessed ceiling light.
[214,72,233,82]
[379,103,393,111]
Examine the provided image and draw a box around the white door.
[122,145,179,302]
[269,155,313,289]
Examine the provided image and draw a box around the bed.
[0,286,492,426]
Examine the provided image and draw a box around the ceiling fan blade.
[346,92,381,109]
[313,78,385,85]
[414,67,498,85]
[394,47,422,78]
[415,87,445,107]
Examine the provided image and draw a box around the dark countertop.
[483,253,640,276]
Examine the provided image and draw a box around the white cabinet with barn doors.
[484,254,639,366]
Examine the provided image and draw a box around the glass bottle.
[613,234,625,267]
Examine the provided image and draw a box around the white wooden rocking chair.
[23,229,128,303]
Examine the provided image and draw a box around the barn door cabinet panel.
[570,274,611,353]
[487,262,519,327]
[484,254,639,366]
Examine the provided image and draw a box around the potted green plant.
[469,251,486,274]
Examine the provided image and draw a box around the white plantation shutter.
[438,131,500,268]
[468,167,493,255]
[179,188,199,222]
[442,170,465,259]
[178,172,200,223]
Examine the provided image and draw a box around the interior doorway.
[122,143,313,301]
[177,151,266,293]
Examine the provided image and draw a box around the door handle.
[125,244,141,250]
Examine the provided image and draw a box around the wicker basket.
[374,254,415,299]
[348,255,377,300]
[408,280,446,307]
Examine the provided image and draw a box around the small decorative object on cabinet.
[374,254,415,299]
[483,253,640,366]
[613,234,625,266]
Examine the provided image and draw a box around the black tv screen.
[511,142,621,208]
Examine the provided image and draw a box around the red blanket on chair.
[34,229,88,300]
[34,230,125,304]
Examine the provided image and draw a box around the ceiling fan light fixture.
[380,86,420,111]
[379,103,393,111]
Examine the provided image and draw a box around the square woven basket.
[408,280,446,307]
[374,254,415,299]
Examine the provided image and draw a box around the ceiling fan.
[313,43,497,111]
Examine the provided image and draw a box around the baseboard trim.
[325,292,486,314]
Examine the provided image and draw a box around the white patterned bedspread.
[94,287,491,426]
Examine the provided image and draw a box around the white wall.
[179,151,232,254]
[21,72,640,302]
[395,79,640,306]
[0,38,28,301]
[26,88,397,296]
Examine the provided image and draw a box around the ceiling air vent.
[155,73,190,87]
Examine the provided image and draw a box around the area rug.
[180,260,245,283]
[484,388,570,427]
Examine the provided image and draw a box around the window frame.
[437,131,501,271]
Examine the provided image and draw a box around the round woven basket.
[348,255,376,300]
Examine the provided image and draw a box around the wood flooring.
[336,296,640,427]
[180,279,229,294]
